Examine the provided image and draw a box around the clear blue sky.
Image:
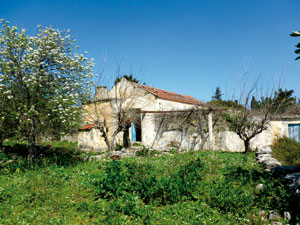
[1,0,300,102]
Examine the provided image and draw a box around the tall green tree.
[290,31,300,60]
[272,88,296,113]
[212,87,223,100]
[250,96,260,111]
[0,19,94,157]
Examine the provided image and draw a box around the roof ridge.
[133,82,204,106]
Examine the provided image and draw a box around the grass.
[0,141,297,224]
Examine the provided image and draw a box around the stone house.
[78,78,213,152]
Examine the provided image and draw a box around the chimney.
[95,86,108,100]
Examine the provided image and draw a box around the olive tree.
[0,19,94,157]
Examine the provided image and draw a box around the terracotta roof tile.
[78,123,96,130]
[135,83,204,105]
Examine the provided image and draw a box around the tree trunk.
[28,140,36,159]
[103,134,111,151]
[123,125,131,149]
[244,139,250,154]
[199,135,209,150]
[99,128,111,151]
[110,130,119,152]
[28,126,37,159]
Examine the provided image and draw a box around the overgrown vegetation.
[0,141,298,224]
[272,137,300,166]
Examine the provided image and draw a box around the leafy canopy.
[255,88,296,114]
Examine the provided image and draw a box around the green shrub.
[272,137,300,166]
[95,160,127,198]
[94,158,203,205]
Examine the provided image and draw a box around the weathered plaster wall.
[141,98,200,149]
[78,129,104,152]
[79,101,113,150]
[78,128,123,152]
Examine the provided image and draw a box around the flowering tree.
[0,19,94,157]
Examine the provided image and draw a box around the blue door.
[288,124,300,142]
[131,123,136,141]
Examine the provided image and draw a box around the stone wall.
[143,117,300,152]
[212,120,300,152]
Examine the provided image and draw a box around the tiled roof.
[135,83,204,106]
[78,123,96,130]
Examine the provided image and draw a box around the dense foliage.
[0,141,297,224]
[272,137,300,166]
[94,158,203,205]
[0,20,94,154]
[252,89,297,113]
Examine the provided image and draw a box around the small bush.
[272,137,300,166]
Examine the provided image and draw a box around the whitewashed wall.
[141,98,200,149]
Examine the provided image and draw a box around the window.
[288,124,300,142]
